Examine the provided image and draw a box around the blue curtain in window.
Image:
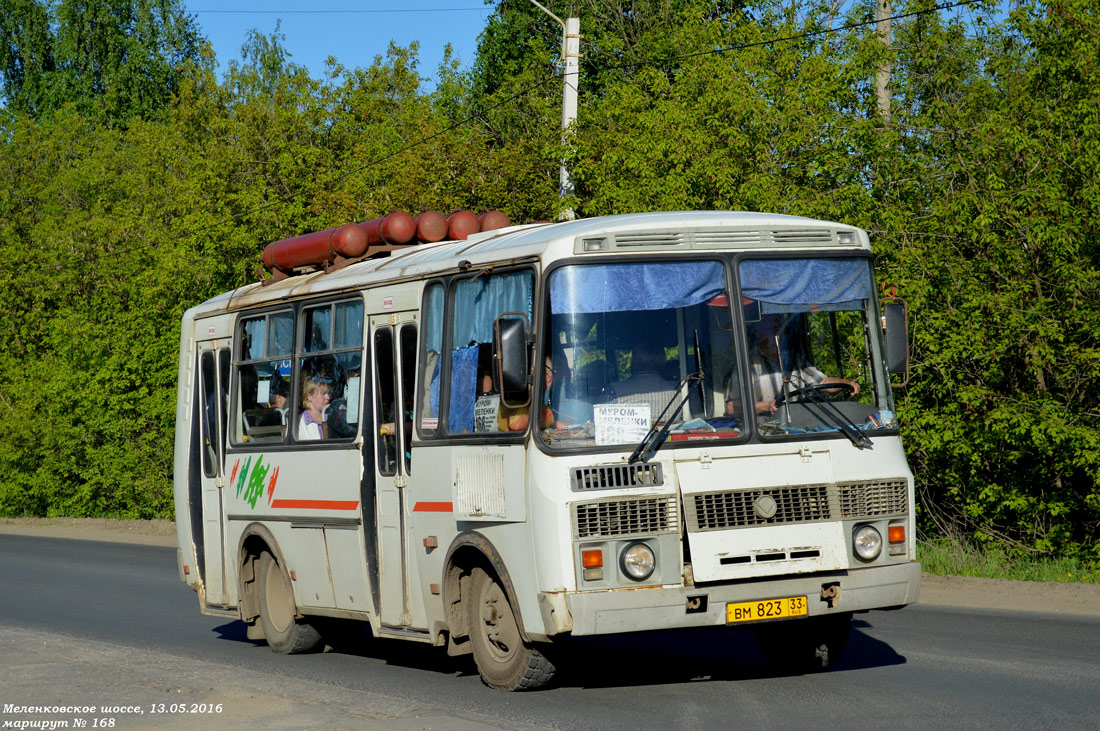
[739,258,870,310]
[549,261,725,314]
[453,271,533,346]
[334,301,363,348]
[424,285,445,353]
[447,345,478,433]
[429,356,441,418]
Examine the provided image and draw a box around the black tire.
[754,612,852,673]
[257,551,322,654]
[467,566,556,691]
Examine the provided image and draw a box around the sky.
[184,2,496,87]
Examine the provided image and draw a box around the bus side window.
[234,310,293,444]
[418,283,444,437]
[199,351,218,476]
[399,323,417,472]
[447,270,534,435]
[298,299,364,441]
[374,327,398,475]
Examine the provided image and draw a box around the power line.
[596,0,986,74]
[189,8,489,13]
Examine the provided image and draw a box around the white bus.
[173,210,919,690]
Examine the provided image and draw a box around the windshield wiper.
[628,330,708,464]
[627,372,702,464]
[786,385,873,449]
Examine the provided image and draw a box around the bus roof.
[187,210,869,319]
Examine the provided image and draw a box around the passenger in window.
[605,341,679,422]
[497,356,557,432]
[749,315,859,415]
[474,352,502,433]
[268,374,288,411]
[298,375,332,440]
[328,368,359,438]
[268,374,289,437]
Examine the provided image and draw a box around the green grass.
[918,538,1100,584]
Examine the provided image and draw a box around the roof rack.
[260,209,511,285]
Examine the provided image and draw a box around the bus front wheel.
[257,551,322,654]
[467,566,555,691]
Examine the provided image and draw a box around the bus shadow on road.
[213,616,904,689]
[212,619,469,676]
[549,618,905,689]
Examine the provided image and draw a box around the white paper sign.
[474,394,501,433]
[345,376,361,423]
[594,403,651,445]
[257,379,271,405]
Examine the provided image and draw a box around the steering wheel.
[772,382,855,407]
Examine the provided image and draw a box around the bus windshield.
[540,256,897,452]
[541,259,743,450]
[739,257,897,442]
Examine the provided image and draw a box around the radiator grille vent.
[614,232,685,247]
[692,230,763,247]
[685,478,910,532]
[571,463,664,491]
[574,496,678,538]
[577,227,857,254]
[690,485,832,531]
[838,479,908,517]
[772,229,835,245]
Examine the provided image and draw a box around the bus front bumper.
[550,561,920,637]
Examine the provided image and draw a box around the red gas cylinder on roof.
[261,223,368,272]
[446,210,480,241]
[414,211,448,243]
[478,210,511,232]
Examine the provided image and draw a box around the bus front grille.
[686,479,909,531]
[688,485,832,531]
[574,496,678,538]
[838,479,908,517]
[571,463,664,491]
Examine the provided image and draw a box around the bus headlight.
[620,543,656,581]
[853,525,883,562]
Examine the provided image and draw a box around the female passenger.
[298,375,331,440]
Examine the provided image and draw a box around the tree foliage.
[0,0,1096,562]
[0,0,207,122]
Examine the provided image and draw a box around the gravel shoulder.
[2,517,1098,617]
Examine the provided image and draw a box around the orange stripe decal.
[270,499,360,510]
[413,501,454,512]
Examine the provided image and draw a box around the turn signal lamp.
[582,548,604,582]
[888,524,906,555]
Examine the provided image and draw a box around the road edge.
[2,518,1098,617]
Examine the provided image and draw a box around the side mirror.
[495,313,530,408]
[882,300,909,387]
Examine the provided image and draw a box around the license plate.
[726,595,808,624]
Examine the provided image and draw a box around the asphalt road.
[2,534,1099,729]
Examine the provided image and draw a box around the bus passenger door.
[196,343,231,606]
[370,315,419,628]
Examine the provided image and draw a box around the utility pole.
[875,0,892,123]
[528,1,580,220]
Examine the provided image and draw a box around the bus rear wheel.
[257,551,322,654]
[467,566,555,691]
